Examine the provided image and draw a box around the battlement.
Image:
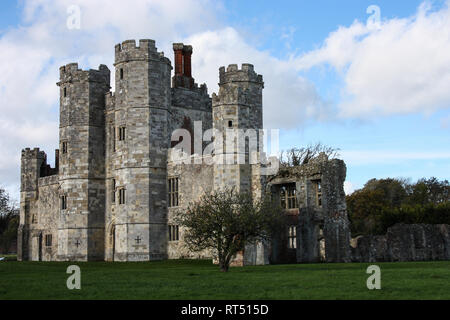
[58,63,110,85]
[115,39,169,64]
[21,148,46,159]
[21,148,59,177]
[219,64,263,85]
[115,39,156,53]
[59,63,80,76]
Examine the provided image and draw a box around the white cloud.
[187,27,331,129]
[342,150,450,166]
[0,0,224,200]
[295,1,450,119]
[0,0,326,201]
[5,0,448,202]
[344,181,356,195]
[441,114,450,129]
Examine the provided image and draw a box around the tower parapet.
[115,39,170,65]
[21,148,46,193]
[58,63,110,85]
[218,64,264,85]
[213,64,264,110]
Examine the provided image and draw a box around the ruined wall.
[18,148,58,261]
[37,175,59,261]
[321,158,351,263]
[352,224,450,262]
[267,153,351,264]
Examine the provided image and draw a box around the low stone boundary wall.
[351,223,450,262]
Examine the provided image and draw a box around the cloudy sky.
[1,0,449,200]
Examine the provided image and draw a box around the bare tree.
[175,189,284,272]
[279,142,340,167]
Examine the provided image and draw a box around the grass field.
[0,259,449,300]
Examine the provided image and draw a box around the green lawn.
[0,259,449,300]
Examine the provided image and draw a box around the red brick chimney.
[172,43,194,89]
[173,43,184,77]
[183,45,192,78]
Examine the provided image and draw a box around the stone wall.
[167,154,214,259]
[267,153,351,264]
[17,148,60,262]
[321,157,351,263]
[352,223,450,262]
[37,175,59,261]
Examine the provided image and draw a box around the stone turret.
[212,64,264,192]
[56,63,110,261]
[107,39,172,261]
[212,64,268,266]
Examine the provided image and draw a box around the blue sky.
[0,0,449,200]
[225,0,450,192]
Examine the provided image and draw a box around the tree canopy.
[0,188,18,254]
[347,177,450,236]
[176,189,284,272]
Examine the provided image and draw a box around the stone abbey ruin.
[18,39,449,264]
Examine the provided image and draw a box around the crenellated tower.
[211,64,268,265]
[212,64,264,193]
[56,63,110,261]
[106,39,172,261]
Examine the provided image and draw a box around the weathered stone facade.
[267,154,351,264]
[18,38,353,264]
